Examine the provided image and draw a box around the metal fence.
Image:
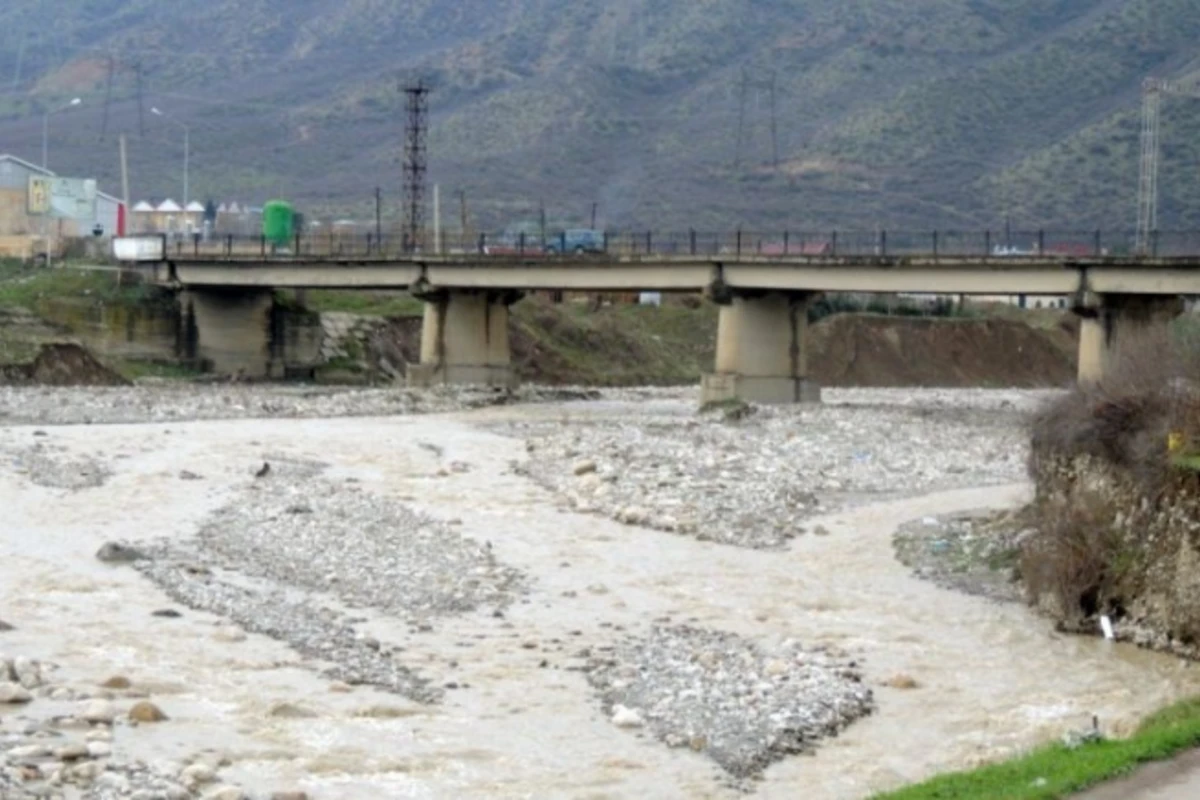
[155,229,1200,260]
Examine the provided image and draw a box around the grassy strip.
[298,289,423,317]
[0,261,159,310]
[872,698,1200,799]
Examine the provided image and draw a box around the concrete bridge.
[113,235,1200,404]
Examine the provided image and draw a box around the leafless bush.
[1020,480,1125,620]
[1023,325,1200,623]
[1030,326,1200,492]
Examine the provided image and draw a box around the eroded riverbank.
[2,387,1198,799]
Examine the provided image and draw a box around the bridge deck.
[130,254,1200,296]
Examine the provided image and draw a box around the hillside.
[0,0,1197,231]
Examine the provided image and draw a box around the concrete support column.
[1075,293,1183,383]
[179,288,281,378]
[701,290,821,405]
[408,289,522,388]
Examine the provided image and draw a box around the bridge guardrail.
[128,229,1200,262]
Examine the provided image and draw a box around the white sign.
[48,178,97,220]
[112,236,165,262]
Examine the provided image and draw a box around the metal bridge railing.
[150,229,1200,261]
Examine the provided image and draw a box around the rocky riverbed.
[4,385,1200,799]
[503,388,1050,549]
[892,508,1034,604]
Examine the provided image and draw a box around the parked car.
[544,229,605,255]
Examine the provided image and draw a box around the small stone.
[203,785,246,800]
[86,741,112,758]
[611,704,644,728]
[813,525,831,537]
[13,657,42,689]
[328,682,353,693]
[268,702,316,719]
[55,742,90,761]
[128,701,169,723]
[68,760,102,782]
[179,470,204,480]
[100,676,132,690]
[270,792,311,800]
[213,627,247,643]
[884,674,920,690]
[180,763,217,789]
[84,729,112,742]
[764,659,788,677]
[573,459,598,476]
[689,734,708,752]
[0,682,32,704]
[96,542,147,564]
[8,744,51,759]
[152,609,183,619]
[0,619,14,632]
[81,698,117,724]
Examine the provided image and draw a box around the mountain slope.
[0,0,1194,231]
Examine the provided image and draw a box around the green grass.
[872,697,1200,800]
[510,298,718,386]
[298,290,424,318]
[0,262,163,311]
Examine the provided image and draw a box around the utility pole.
[768,70,779,169]
[119,133,129,285]
[591,202,598,229]
[101,54,114,141]
[733,68,781,169]
[402,79,430,252]
[133,60,146,137]
[433,183,441,255]
[458,189,469,248]
[374,186,382,246]
[735,68,748,168]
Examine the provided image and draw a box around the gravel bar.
[506,388,1048,549]
[586,625,874,784]
[0,383,601,427]
[129,453,528,704]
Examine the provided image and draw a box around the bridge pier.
[1075,293,1183,383]
[407,289,523,388]
[180,288,282,378]
[701,290,822,406]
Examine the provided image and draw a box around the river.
[2,396,1199,799]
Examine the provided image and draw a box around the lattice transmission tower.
[403,80,430,252]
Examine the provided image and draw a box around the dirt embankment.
[810,313,1078,388]
[357,303,1076,388]
[0,343,130,387]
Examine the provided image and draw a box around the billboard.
[27,176,97,219]
[27,176,50,215]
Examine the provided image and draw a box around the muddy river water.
[3,397,1200,799]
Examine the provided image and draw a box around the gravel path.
[503,388,1048,549]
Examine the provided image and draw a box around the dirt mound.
[0,343,130,387]
[809,314,1076,388]
[341,302,1076,389]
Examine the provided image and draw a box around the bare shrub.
[1020,477,1123,621]
[1023,324,1200,626]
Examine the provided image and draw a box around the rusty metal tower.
[403,80,430,252]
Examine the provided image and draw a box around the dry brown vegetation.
[1023,327,1200,648]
